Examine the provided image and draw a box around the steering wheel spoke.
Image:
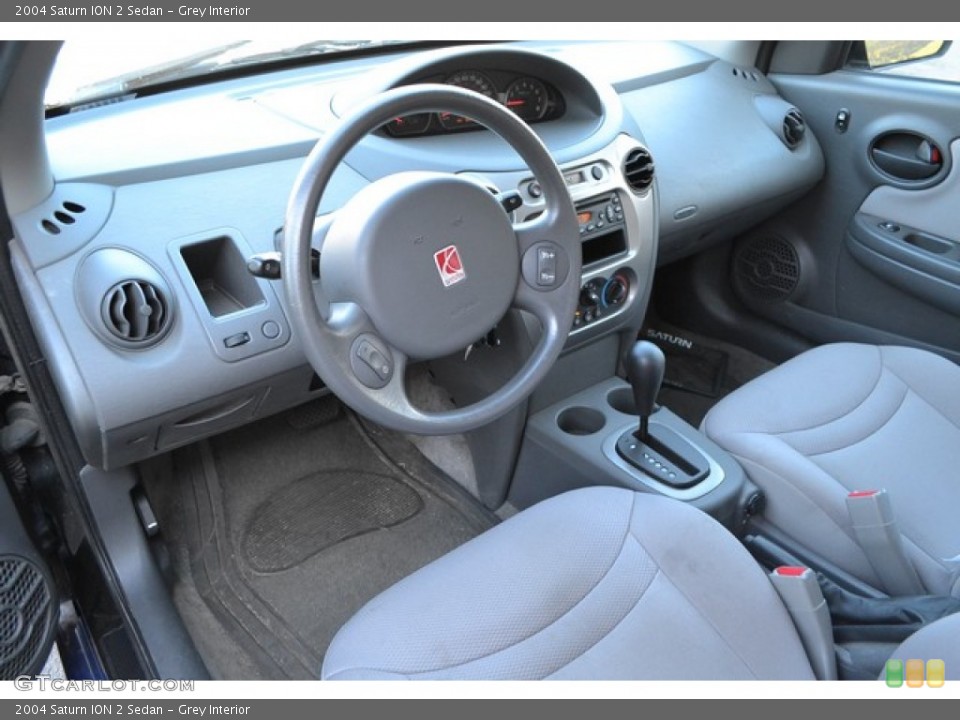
[514,209,558,256]
[325,300,377,341]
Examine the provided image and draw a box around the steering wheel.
[282,84,581,435]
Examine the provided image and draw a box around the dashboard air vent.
[39,201,86,236]
[101,280,170,346]
[623,148,655,193]
[782,109,806,149]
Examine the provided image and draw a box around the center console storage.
[510,376,750,528]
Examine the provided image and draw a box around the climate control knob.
[601,273,629,307]
[579,285,601,309]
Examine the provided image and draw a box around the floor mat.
[144,396,496,679]
[644,328,729,397]
[640,321,776,427]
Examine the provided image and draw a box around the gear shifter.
[624,340,665,442]
[616,339,710,489]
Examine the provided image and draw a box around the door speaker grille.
[0,556,55,680]
[734,235,800,303]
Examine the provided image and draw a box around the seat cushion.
[321,487,814,680]
[703,343,960,597]
[886,613,960,681]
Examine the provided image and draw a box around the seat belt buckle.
[769,566,837,680]
[845,489,924,596]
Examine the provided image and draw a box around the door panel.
[0,478,57,679]
[730,67,960,359]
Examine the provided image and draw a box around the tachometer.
[439,70,497,130]
[505,77,548,122]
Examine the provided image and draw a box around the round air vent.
[76,248,175,350]
[101,280,170,346]
[0,556,56,681]
[782,109,806,149]
[623,148,655,193]
[734,235,800,303]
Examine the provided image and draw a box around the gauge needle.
[506,100,525,107]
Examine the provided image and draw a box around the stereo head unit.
[576,193,627,266]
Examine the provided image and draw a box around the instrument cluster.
[383,69,565,137]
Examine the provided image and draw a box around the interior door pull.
[870,132,944,181]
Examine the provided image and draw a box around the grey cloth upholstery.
[321,487,815,680]
[703,343,960,597]
[886,613,960,680]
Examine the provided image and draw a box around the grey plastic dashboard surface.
[12,40,824,470]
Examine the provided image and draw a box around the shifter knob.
[624,340,665,440]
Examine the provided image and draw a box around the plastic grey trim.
[460,133,658,353]
[80,465,209,680]
[11,183,114,268]
[757,70,960,355]
[860,138,960,243]
[601,419,725,501]
[516,377,736,507]
[332,45,603,117]
[166,230,291,363]
[17,157,334,469]
[846,213,960,316]
[323,45,627,182]
[0,42,57,215]
[622,59,824,244]
[10,240,101,466]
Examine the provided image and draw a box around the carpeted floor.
[142,396,496,679]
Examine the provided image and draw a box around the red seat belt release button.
[770,566,836,680]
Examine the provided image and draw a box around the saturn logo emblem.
[433,245,467,287]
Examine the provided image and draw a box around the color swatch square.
[926,659,945,688]
[885,659,903,688]
[906,659,925,688]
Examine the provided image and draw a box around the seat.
[322,486,816,680]
[702,343,960,598]
[888,612,960,679]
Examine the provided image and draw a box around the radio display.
[577,211,592,225]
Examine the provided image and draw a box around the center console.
[510,342,752,529]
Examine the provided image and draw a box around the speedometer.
[505,77,548,122]
[439,70,497,130]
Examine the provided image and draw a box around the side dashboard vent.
[623,148,655,193]
[101,280,171,346]
[39,201,87,236]
[782,109,806,149]
[731,66,761,82]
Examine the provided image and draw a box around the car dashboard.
[9,40,824,470]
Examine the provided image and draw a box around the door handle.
[870,132,943,181]
[871,147,941,180]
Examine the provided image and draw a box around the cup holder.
[557,406,606,436]
[607,387,638,415]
